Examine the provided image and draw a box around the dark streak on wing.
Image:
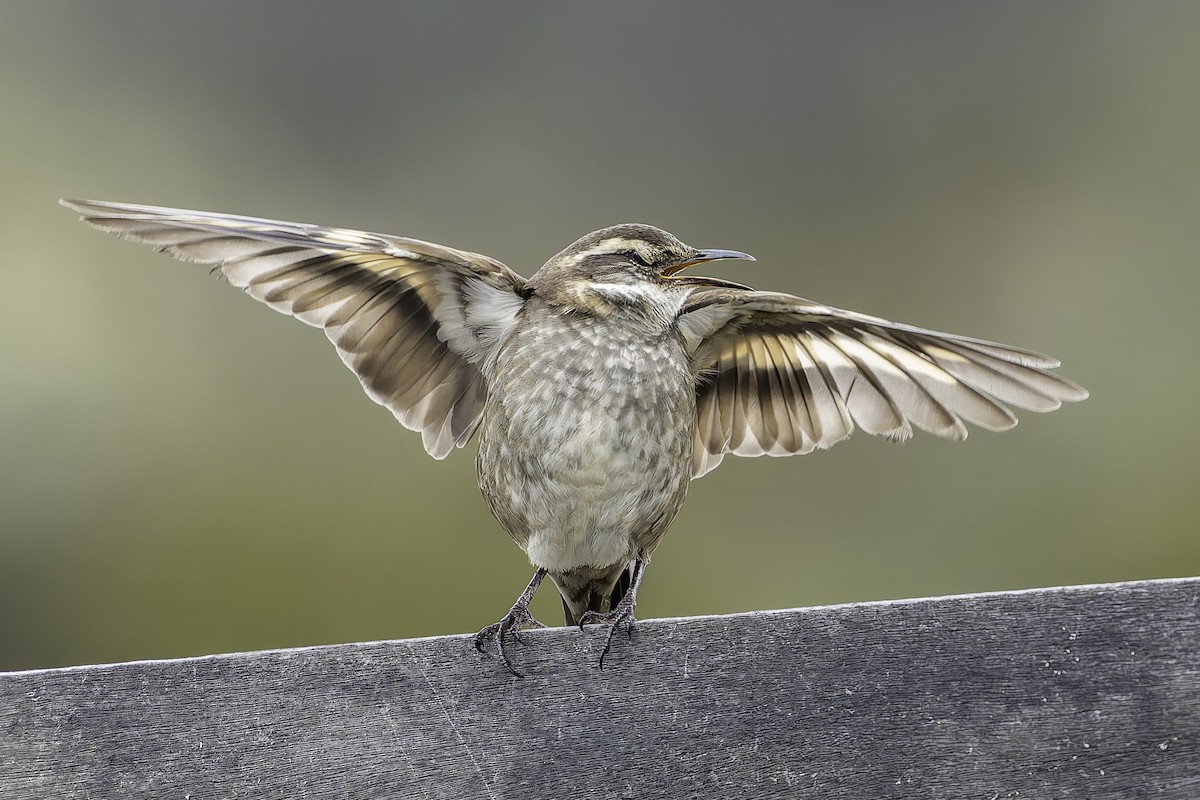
[62,198,530,459]
[680,289,1088,478]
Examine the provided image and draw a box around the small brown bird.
[63,199,1087,672]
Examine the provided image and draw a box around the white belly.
[518,406,670,571]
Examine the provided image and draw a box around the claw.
[474,568,548,677]
[473,606,544,676]
[572,558,647,668]
[577,597,637,669]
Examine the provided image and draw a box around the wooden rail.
[2,577,1197,798]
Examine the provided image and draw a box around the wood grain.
[2,577,1198,799]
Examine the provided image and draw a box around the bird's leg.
[578,558,647,669]
[474,567,548,676]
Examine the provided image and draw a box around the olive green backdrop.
[2,2,1196,670]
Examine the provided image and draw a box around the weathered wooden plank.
[2,577,1197,799]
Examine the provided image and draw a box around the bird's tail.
[555,562,634,626]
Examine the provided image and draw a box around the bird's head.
[530,224,754,319]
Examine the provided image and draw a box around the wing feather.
[802,329,909,440]
[63,198,529,458]
[760,334,802,454]
[786,332,855,450]
[681,289,1087,478]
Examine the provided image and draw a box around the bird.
[63,198,1088,672]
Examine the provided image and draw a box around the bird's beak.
[662,248,755,290]
[662,249,756,276]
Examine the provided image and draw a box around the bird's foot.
[473,605,546,677]
[474,568,548,677]
[578,594,637,669]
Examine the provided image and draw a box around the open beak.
[662,248,756,291]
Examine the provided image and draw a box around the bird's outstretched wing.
[678,289,1088,478]
[62,199,529,458]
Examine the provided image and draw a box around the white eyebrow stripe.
[569,238,654,263]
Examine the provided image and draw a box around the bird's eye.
[626,250,651,267]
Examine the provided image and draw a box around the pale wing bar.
[62,199,529,458]
[682,291,1088,478]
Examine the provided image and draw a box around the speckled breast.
[475,308,696,573]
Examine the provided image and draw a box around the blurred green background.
[2,2,1197,671]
